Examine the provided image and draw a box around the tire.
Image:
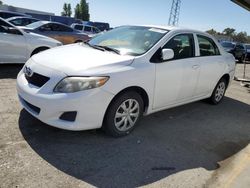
[103,91,144,137]
[209,78,227,105]
[31,47,49,57]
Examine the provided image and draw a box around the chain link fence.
[234,57,250,86]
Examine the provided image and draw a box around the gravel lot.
[0,64,249,188]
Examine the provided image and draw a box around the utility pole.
[168,0,181,26]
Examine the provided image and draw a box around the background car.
[0,10,31,19]
[220,41,246,62]
[6,16,40,26]
[71,23,101,35]
[245,43,250,61]
[0,18,62,64]
[19,21,90,44]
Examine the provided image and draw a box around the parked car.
[245,44,250,61]
[220,41,246,62]
[6,16,40,26]
[71,23,101,35]
[19,21,90,44]
[17,25,235,137]
[0,18,62,64]
[0,10,30,19]
[26,13,82,26]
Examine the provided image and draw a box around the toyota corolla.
[17,25,235,137]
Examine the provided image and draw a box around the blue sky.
[3,0,250,33]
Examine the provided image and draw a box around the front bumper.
[16,62,114,131]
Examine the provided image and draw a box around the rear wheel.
[103,91,144,137]
[209,78,227,105]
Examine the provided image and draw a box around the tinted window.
[84,26,92,32]
[0,19,12,27]
[11,18,23,26]
[163,34,195,60]
[74,25,83,31]
[198,35,220,56]
[50,23,73,32]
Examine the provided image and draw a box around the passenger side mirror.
[162,49,174,61]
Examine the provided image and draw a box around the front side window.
[89,26,168,56]
[163,34,195,60]
[74,25,83,31]
[198,35,220,56]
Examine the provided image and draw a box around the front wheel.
[209,78,227,105]
[103,91,144,137]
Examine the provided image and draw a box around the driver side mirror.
[162,49,174,61]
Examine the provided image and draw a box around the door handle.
[192,65,200,69]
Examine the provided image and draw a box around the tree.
[74,4,81,19]
[61,3,68,16]
[206,29,218,36]
[223,28,236,37]
[74,0,90,21]
[67,3,72,17]
[61,3,72,17]
[233,32,248,43]
[0,1,3,5]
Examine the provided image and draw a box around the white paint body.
[0,18,62,64]
[17,26,236,131]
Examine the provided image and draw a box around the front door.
[153,33,200,109]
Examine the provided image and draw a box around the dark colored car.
[220,41,246,62]
[245,44,250,61]
[0,10,30,19]
[6,16,40,26]
[19,21,90,45]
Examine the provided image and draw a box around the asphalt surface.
[0,64,249,188]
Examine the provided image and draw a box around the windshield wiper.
[83,41,105,52]
[94,45,120,55]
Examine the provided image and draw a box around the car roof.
[6,16,39,21]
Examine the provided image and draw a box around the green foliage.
[206,28,250,43]
[61,3,72,17]
[74,0,90,21]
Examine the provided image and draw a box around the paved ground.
[0,64,249,188]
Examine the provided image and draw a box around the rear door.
[0,20,27,63]
[193,34,225,97]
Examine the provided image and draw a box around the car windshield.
[88,26,168,56]
[221,42,235,48]
[26,21,45,29]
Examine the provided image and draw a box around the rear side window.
[84,26,92,32]
[197,35,220,56]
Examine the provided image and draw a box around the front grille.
[25,73,50,88]
[23,99,41,115]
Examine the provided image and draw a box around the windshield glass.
[221,42,235,48]
[26,21,45,29]
[88,26,168,56]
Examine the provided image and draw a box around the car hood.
[31,43,135,76]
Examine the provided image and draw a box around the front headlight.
[54,76,109,93]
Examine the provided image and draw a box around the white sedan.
[0,18,62,64]
[17,25,235,137]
